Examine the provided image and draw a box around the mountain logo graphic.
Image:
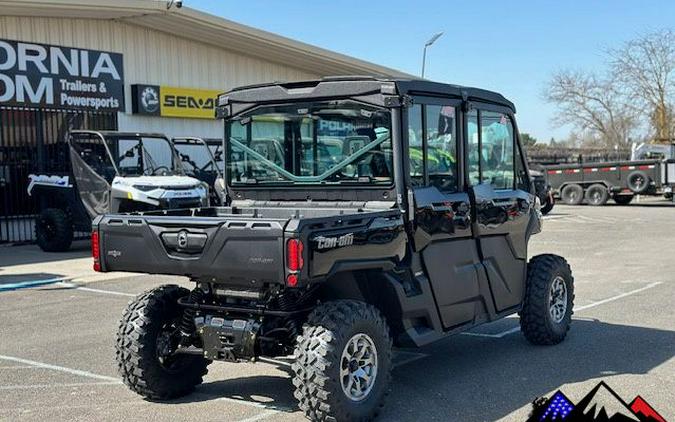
[527,381,668,422]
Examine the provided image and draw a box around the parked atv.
[95,78,574,421]
[28,130,209,251]
[172,137,226,205]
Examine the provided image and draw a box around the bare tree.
[610,29,675,142]
[544,70,637,150]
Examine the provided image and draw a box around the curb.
[0,276,71,292]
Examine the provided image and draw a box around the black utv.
[96,77,574,421]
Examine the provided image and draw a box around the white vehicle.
[28,131,209,251]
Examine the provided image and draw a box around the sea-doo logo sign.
[0,38,124,111]
[315,233,354,250]
[132,84,219,119]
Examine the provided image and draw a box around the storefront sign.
[132,84,219,119]
[0,39,124,111]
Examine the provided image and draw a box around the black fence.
[0,107,117,244]
[526,147,632,167]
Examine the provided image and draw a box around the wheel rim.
[549,276,568,323]
[38,218,55,239]
[156,320,183,372]
[340,333,378,402]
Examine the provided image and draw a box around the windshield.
[174,139,223,177]
[108,136,182,177]
[226,101,393,186]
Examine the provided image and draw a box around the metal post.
[421,46,428,78]
[421,32,443,78]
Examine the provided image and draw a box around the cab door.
[408,99,483,329]
[466,106,537,312]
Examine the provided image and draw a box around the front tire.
[35,208,73,252]
[116,285,208,400]
[541,196,554,215]
[292,300,392,422]
[520,255,574,345]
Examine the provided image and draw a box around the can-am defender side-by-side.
[95,78,575,421]
[172,137,226,205]
[28,131,209,251]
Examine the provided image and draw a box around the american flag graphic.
[539,391,575,421]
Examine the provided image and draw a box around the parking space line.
[235,409,280,422]
[0,381,122,391]
[574,281,662,311]
[462,281,663,339]
[393,351,430,368]
[57,282,137,297]
[0,355,120,382]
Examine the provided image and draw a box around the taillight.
[286,238,304,272]
[91,231,101,272]
[286,273,299,287]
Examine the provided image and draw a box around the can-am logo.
[140,86,159,113]
[0,38,124,111]
[315,233,354,250]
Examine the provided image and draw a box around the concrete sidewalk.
[0,240,141,286]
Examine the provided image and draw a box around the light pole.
[421,32,443,78]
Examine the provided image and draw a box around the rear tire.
[560,184,583,205]
[613,194,634,205]
[116,285,208,400]
[520,254,574,345]
[584,184,609,206]
[627,171,650,194]
[292,300,392,422]
[35,208,73,252]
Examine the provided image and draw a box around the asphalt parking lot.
[1,198,673,422]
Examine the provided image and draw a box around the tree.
[520,132,538,147]
[610,29,675,143]
[544,70,637,150]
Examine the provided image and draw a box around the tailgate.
[94,214,286,286]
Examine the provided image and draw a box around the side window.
[467,110,480,185]
[408,104,424,187]
[514,140,530,192]
[480,111,514,190]
[407,103,458,192]
[426,105,457,192]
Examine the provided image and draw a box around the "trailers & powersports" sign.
[0,39,124,111]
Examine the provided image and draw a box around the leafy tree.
[520,132,538,147]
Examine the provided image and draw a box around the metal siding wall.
[0,16,319,137]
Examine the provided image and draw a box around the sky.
[188,0,675,142]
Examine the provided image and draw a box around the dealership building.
[0,0,406,243]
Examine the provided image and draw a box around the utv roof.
[221,76,515,112]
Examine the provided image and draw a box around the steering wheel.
[151,166,170,176]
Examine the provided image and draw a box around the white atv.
[28,130,209,252]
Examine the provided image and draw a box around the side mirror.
[180,154,190,162]
[124,150,135,158]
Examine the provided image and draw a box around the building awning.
[0,0,412,78]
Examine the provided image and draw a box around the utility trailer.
[544,159,673,206]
